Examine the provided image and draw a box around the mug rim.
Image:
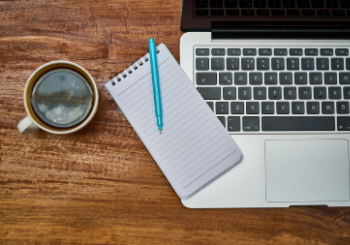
[23,60,99,134]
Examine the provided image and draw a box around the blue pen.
[148,38,163,133]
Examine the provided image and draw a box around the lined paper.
[105,44,242,198]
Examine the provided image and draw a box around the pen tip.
[160,130,162,134]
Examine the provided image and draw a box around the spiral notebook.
[105,43,242,198]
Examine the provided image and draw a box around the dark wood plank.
[1,0,350,244]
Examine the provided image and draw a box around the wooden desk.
[1,0,350,244]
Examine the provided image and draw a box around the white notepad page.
[105,43,242,198]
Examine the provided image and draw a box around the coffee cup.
[17,61,99,135]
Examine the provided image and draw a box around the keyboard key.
[274,49,287,56]
[262,117,335,131]
[284,0,296,8]
[197,73,217,85]
[196,0,208,7]
[254,0,267,7]
[259,48,272,56]
[268,0,282,7]
[307,102,320,114]
[196,58,209,70]
[340,73,350,84]
[326,0,339,8]
[254,87,267,100]
[243,48,257,56]
[223,87,237,100]
[292,102,305,114]
[227,9,240,15]
[317,10,330,16]
[257,9,270,15]
[347,59,350,70]
[207,102,214,111]
[321,49,333,56]
[219,73,233,85]
[226,0,238,7]
[195,10,209,16]
[344,87,350,99]
[332,10,346,16]
[249,73,263,85]
[336,49,349,56]
[329,87,342,99]
[269,87,282,100]
[299,87,312,100]
[240,0,253,7]
[228,117,241,132]
[331,58,344,70]
[211,58,225,70]
[297,0,310,7]
[227,58,240,70]
[257,58,270,70]
[228,49,241,56]
[314,87,327,100]
[235,72,248,85]
[322,102,335,114]
[277,102,290,114]
[325,73,337,84]
[284,87,297,100]
[287,10,300,16]
[231,102,244,114]
[309,73,322,85]
[218,116,226,127]
[302,10,315,16]
[272,58,285,70]
[317,58,329,70]
[211,0,224,7]
[262,102,275,114]
[243,117,260,131]
[196,49,209,56]
[290,48,303,56]
[238,87,252,100]
[337,102,349,114]
[265,73,278,85]
[212,49,225,56]
[272,10,285,15]
[311,0,324,7]
[301,58,315,70]
[338,117,350,131]
[295,72,307,84]
[247,102,260,114]
[197,87,221,100]
[340,0,350,8]
[279,73,293,85]
[216,102,229,114]
[241,58,255,70]
[305,49,318,56]
[287,58,299,70]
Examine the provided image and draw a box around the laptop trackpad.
[265,139,350,202]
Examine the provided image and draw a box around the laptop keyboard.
[194,45,350,133]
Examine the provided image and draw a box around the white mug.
[17,61,99,135]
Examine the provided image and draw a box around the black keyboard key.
[241,58,255,70]
[290,48,303,56]
[262,102,275,114]
[235,73,248,85]
[309,73,323,84]
[311,0,324,7]
[211,58,225,70]
[259,48,272,56]
[321,49,333,56]
[340,73,350,84]
[195,10,209,16]
[302,10,315,16]
[317,58,329,70]
[297,0,310,7]
[337,102,350,114]
[287,10,300,16]
[269,87,282,100]
[218,116,226,127]
[207,102,214,111]
[243,117,260,131]
[336,49,349,56]
[211,9,225,15]
[332,10,346,16]
[272,58,285,70]
[197,87,221,100]
[307,102,320,114]
[274,49,287,56]
[249,73,263,85]
[284,87,297,100]
[292,102,305,114]
[216,102,229,114]
[254,87,267,100]
[227,58,240,70]
[325,72,337,84]
[268,0,282,7]
[272,10,285,15]
[287,58,299,70]
[314,87,327,99]
[322,102,335,114]
[255,0,267,7]
[227,9,240,15]
[340,0,350,8]
[196,0,209,7]
[301,58,315,70]
[211,0,224,7]
[228,49,241,56]
[280,73,293,85]
[295,72,308,84]
[240,0,253,7]
[243,48,257,56]
[284,0,296,7]
[223,87,237,100]
[338,117,350,131]
[265,72,278,85]
[326,0,339,8]
[196,58,209,70]
[197,73,217,85]
[196,49,210,56]
[331,58,344,70]
[226,0,238,7]
[257,58,270,70]
[212,49,225,56]
[305,49,318,56]
[317,10,330,16]
[257,9,270,15]
[299,87,312,99]
[228,117,241,132]
[219,73,233,85]
[329,87,342,99]
[344,87,350,99]
[262,116,335,131]
[277,102,290,114]
[231,102,244,114]
[238,87,252,100]
[247,102,260,114]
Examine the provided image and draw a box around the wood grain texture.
[1,0,350,244]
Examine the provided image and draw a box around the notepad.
[105,43,242,198]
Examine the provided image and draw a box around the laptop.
[179,0,350,208]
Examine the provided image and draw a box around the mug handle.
[18,116,40,135]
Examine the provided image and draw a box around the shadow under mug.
[17,61,99,135]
